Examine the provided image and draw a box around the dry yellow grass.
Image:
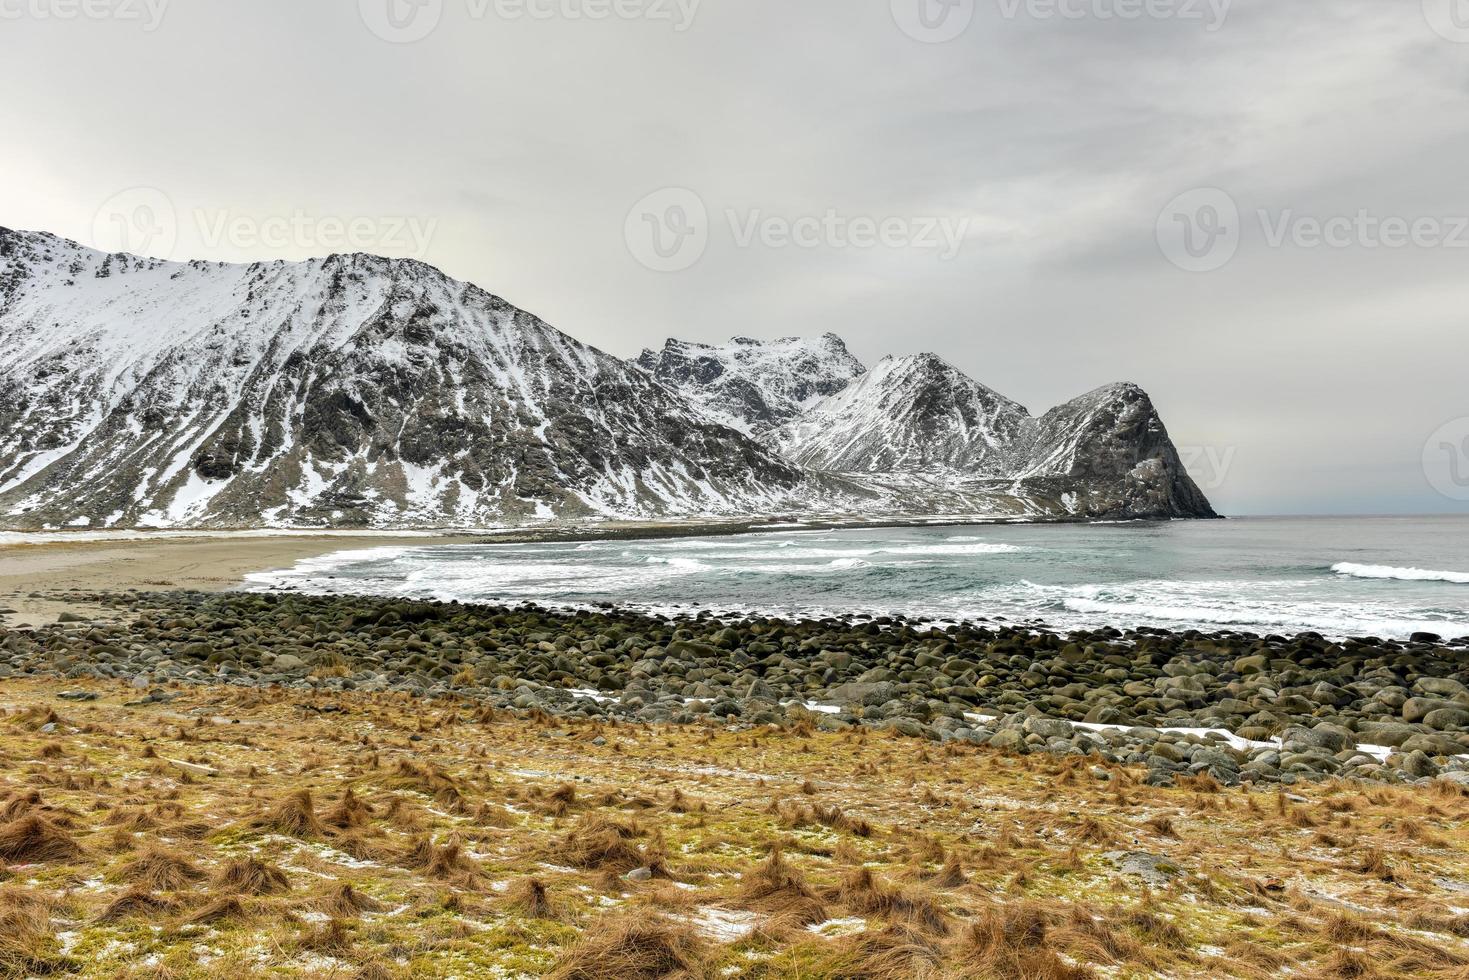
[0,677,1464,977]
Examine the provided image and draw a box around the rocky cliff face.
[1015,382,1217,519]
[0,229,821,528]
[633,334,866,436]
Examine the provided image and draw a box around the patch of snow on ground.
[683,907,762,941]
[1071,721,1410,762]
[808,917,867,937]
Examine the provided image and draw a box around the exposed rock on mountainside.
[0,228,819,528]
[633,333,866,436]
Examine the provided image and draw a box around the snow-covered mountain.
[0,227,1215,528]
[632,334,865,436]
[645,342,1216,521]
[0,228,827,528]
[771,354,1030,473]
[770,353,1214,519]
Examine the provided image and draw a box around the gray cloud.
[2,0,1466,515]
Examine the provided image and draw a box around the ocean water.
[246,516,1469,641]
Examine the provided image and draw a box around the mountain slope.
[771,354,1031,473]
[632,334,866,436]
[0,228,823,529]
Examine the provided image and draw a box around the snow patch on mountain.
[633,334,865,436]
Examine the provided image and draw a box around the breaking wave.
[1331,563,1469,585]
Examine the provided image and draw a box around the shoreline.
[0,516,1152,629]
[0,510,1179,549]
[4,586,1468,788]
[2,519,1464,645]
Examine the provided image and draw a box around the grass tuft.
[735,846,828,926]
[213,857,290,895]
[548,915,708,980]
[500,876,559,919]
[117,845,204,891]
[257,788,325,838]
[0,814,82,863]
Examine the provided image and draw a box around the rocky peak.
[767,352,1214,519]
[632,333,867,436]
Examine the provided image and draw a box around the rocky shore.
[4,590,1468,788]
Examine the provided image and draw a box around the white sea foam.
[882,542,1025,556]
[716,543,1022,559]
[241,545,419,588]
[1331,563,1469,585]
[625,541,1022,563]
[648,556,871,575]
[1055,589,1469,639]
[644,538,804,550]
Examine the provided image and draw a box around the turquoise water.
[248,517,1469,641]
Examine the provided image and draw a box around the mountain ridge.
[647,342,1215,521]
[0,227,832,528]
[0,227,1216,528]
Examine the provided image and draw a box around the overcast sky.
[3,0,1467,516]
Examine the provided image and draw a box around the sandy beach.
[0,533,479,627]
[0,520,807,627]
